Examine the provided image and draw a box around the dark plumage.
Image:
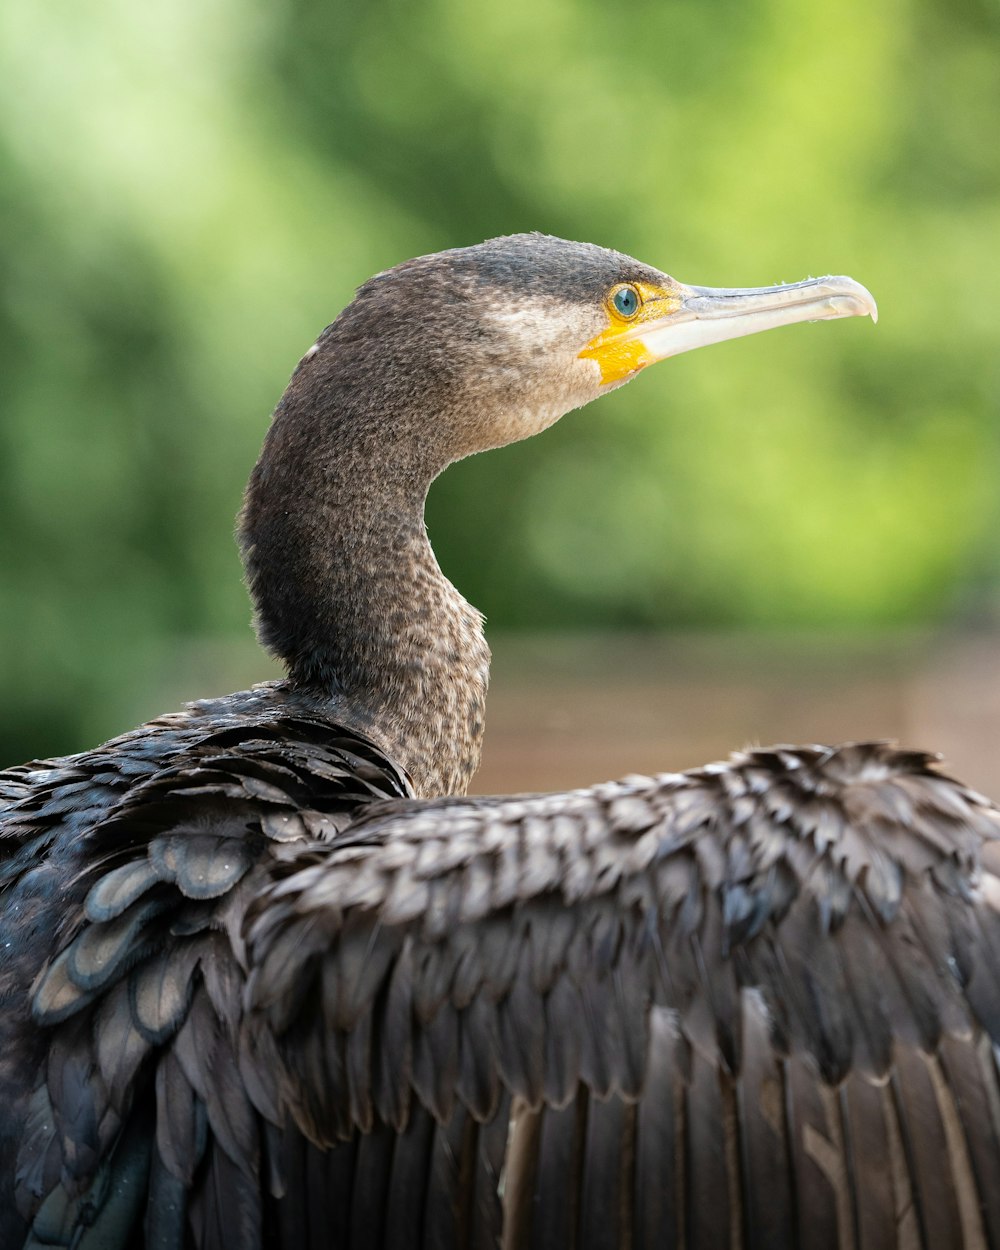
[4,234,995,1249]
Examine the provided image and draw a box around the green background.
[1,0,998,764]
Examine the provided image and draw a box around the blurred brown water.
[151,629,1000,799]
[473,632,1000,797]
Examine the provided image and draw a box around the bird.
[3,232,1000,1250]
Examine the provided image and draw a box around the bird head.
[307,232,876,468]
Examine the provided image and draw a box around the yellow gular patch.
[578,335,657,385]
[578,281,682,385]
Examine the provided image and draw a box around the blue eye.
[612,285,640,317]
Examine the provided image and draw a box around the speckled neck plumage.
[239,333,490,800]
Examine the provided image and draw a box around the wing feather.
[11,737,1000,1248]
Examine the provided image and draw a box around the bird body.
[5,234,997,1249]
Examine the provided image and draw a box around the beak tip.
[854,281,878,325]
[830,276,878,326]
[867,295,879,325]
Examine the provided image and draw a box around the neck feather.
[239,364,490,798]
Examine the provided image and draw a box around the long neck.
[239,358,490,799]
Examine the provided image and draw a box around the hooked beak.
[579,274,877,385]
[644,276,877,359]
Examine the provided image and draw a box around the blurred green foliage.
[1,0,998,763]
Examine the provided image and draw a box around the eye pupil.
[613,286,639,317]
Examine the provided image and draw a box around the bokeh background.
[2,0,999,790]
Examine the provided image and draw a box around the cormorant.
[4,234,1000,1249]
